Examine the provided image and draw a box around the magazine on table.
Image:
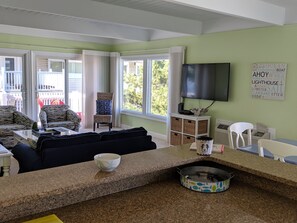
[32,128,61,136]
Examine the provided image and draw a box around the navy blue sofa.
[12,127,157,173]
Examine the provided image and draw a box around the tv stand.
[170,113,210,145]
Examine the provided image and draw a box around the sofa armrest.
[11,143,42,173]
[66,110,81,131]
[14,111,35,129]
[66,110,81,123]
[39,110,48,129]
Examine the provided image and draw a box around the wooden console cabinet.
[170,113,210,145]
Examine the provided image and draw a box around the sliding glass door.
[36,57,66,113]
[34,53,82,121]
[0,51,27,113]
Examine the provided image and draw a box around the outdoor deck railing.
[0,71,82,114]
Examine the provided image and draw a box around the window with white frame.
[121,54,169,119]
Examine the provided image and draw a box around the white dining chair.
[258,139,297,162]
[228,122,254,149]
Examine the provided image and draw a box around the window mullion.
[146,59,153,116]
[143,59,148,115]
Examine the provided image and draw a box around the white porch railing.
[0,71,82,114]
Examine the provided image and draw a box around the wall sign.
[251,63,287,100]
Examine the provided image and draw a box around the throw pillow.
[96,100,112,115]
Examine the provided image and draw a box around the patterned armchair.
[39,105,81,132]
[0,106,35,148]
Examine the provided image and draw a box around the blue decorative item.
[96,100,112,115]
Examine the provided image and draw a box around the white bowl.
[94,153,121,172]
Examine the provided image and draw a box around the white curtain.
[82,50,110,128]
[110,52,121,127]
[167,46,186,141]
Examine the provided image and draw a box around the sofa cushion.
[36,132,100,152]
[47,108,67,122]
[96,100,112,115]
[0,124,27,136]
[99,127,147,141]
[47,121,75,130]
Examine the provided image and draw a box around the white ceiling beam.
[0,0,202,35]
[163,0,286,25]
[0,6,150,41]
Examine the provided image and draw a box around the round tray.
[177,166,234,193]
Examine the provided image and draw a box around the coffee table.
[14,127,78,146]
[0,144,13,176]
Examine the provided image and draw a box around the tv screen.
[181,63,230,101]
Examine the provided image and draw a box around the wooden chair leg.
[93,122,96,131]
[109,122,112,131]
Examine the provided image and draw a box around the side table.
[0,144,13,176]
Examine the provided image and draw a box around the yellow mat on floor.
[23,214,63,223]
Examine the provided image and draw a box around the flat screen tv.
[181,63,230,101]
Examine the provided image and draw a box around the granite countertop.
[1,145,297,222]
[8,178,297,223]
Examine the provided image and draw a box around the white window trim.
[120,53,169,121]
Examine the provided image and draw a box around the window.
[122,60,143,112]
[149,59,169,116]
[121,55,169,119]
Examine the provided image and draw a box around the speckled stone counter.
[1,145,297,222]
[8,178,297,223]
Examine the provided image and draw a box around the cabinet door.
[183,119,196,135]
[170,132,182,145]
[171,117,182,132]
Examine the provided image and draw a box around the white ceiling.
[0,0,297,44]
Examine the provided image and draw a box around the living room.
[1,0,297,170]
[1,1,297,222]
[1,1,297,142]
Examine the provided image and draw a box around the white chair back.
[258,139,297,162]
[228,122,254,149]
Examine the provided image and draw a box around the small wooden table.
[0,144,12,176]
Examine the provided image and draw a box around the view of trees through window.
[150,59,169,116]
[123,60,143,112]
[122,57,169,117]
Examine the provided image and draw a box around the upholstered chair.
[93,92,113,131]
[0,106,35,148]
[39,105,81,131]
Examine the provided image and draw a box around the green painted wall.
[2,25,297,139]
[121,114,167,134]
[114,24,297,139]
[0,33,111,53]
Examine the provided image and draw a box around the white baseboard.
[121,124,167,141]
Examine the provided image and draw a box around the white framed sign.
[251,63,287,100]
